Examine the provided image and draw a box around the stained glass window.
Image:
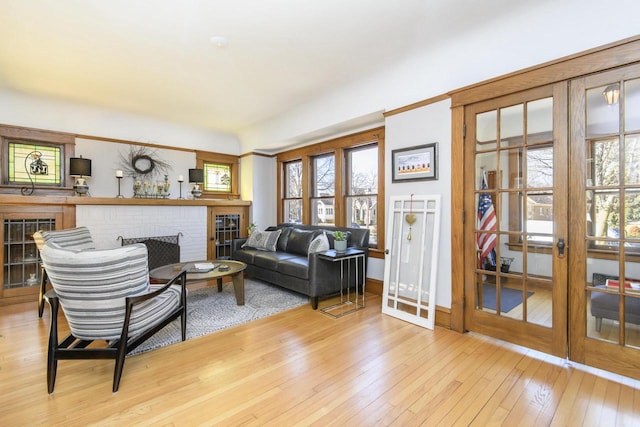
[203,163,232,192]
[8,141,62,185]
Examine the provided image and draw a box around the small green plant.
[333,230,346,241]
[247,223,257,235]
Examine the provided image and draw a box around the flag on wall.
[477,171,497,268]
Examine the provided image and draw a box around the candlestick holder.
[116,176,124,198]
[177,179,184,199]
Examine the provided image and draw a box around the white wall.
[76,138,195,198]
[0,87,240,153]
[239,154,277,231]
[385,101,452,307]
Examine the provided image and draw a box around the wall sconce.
[69,156,92,196]
[189,168,204,198]
[603,83,620,105]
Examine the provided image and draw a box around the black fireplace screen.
[118,233,181,271]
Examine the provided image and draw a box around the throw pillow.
[242,229,282,251]
[308,232,330,254]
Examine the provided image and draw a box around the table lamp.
[189,168,204,198]
[69,156,92,196]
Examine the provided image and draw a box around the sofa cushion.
[253,251,297,270]
[308,232,330,254]
[276,227,293,252]
[286,228,317,256]
[242,229,282,251]
[277,256,310,280]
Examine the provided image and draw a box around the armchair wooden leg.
[38,265,48,318]
[47,297,59,394]
[113,344,128,393]
[181,307,187,342]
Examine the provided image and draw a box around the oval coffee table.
[149,260,247,305]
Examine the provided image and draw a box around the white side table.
[318,248,366,318]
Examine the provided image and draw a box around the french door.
[463,83,568,357]
[569,63,640,379]
[463,63,640,379]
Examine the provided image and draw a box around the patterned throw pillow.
[308,232,330,254]
[242,229,282,251]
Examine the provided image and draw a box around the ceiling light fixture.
[209,35,229,48]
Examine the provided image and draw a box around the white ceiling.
[0,0,528,135]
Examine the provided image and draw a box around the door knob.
[557,238,566,258]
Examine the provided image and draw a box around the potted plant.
[333,230,347,252]
[247,223,256,235]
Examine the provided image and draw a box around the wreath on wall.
[119,146,171,179]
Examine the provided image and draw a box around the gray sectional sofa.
[231,223,369,309]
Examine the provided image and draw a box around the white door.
[382,195,441,329]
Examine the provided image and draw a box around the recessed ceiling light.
[210,36,229,48]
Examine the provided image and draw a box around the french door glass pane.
[500,104,523,148]
[476,110,497,149]
[625,78,640,132]
[526,145,553,189]
[625,135,640,185]
[587,84,620,136]
[527,98,553,139]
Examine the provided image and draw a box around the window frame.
[276,127,385,255]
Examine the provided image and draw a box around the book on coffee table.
[191,262,220,272]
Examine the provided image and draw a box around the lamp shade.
[69,157,92,177]
[189,168,204,183]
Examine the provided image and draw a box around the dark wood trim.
[450,105,465,333]
[276,127,385,251]
[76,133,195,153]
[384,93,450,117]
[449,35,640,107]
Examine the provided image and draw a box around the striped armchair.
[33,226,96,317]
[37,236,187,393]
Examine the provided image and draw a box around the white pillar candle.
[178,175,184,182]
[115,170,123,178]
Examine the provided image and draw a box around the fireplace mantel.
[0,195,251,207]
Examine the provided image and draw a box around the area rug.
[129,279,308,355]
[482,284,533,312]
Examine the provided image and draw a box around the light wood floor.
[1,292,640,426]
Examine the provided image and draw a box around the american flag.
[477,172,497,268]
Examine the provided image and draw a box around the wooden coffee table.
[149,260,247,305]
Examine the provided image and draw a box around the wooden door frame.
[450,35,640,333]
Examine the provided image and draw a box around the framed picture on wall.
[391,142,438,182]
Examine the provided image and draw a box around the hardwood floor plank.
[1,294,640,426]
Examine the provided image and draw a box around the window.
[203,162,232,193]
[346,144,379,247]
[283,160,302,223]
[277,127,384,251]
[195,151,239,199]
[311,154,335,225]
[8,141,62,186]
